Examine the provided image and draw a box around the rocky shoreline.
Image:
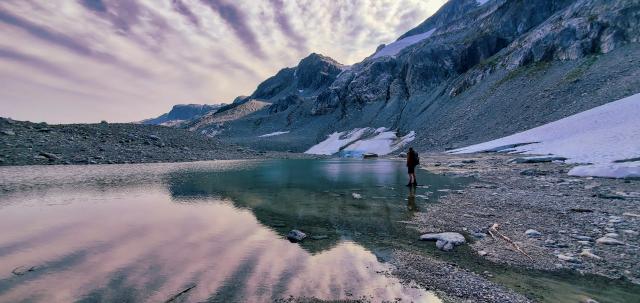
[388,152,640,302]
[0,117,318,166]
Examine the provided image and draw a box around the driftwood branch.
[488,223,533,261]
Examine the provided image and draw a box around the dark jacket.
[407,150,418,167]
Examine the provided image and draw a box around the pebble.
[478,250,488,256]
[579,249,602,260]
[608,216,624,224]
[556,254,580,263]
[1,129,15,136]
[572,235,593,241]
[525,229,542,237]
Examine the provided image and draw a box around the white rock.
[351,193,362,199]
[556,254,580,263]
[604,233,619,238]
[580,249,602,260]
[623,212,640,218]
[420,232,466,251]
[596,237,624,245]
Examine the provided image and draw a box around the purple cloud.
[201,0,265,58]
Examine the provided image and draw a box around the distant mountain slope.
[183,0,640,156]
[142,104,223,127]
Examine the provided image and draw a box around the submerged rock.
[420,232,466,251]
[351,193,362,199]
[287,230,307,242]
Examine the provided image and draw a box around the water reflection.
[0,160,454,302]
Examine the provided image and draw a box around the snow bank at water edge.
[372,29,436,59]
[452,93,640,178]
[304,129,369,155]
[305,128,415,156]
[258,131,290,138]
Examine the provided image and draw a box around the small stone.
[471,232,487,239]
[148,135,161,141]
[622,230,638,236]
[1,129,15,136]
[478,250,488,256]
[609,216,624,224]
[525,229,542,237]
[579,249,602,260]
[596,237,624,245]
[572,235,593,241]
[39,152,60,161]
[556,254,580,263]
[604,233,619,238]
[286,230,306,242]
[623,212,640,218]
[351,193,362,199]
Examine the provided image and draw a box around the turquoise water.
[0,159,462,302]
[1,159,638,303]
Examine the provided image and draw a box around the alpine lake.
[0,159,638,302]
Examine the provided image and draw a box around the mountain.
[142,104,224,127]
[184,0,640,157]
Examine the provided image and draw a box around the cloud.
[0,0,445,123]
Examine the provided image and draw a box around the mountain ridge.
[151,0,640,156]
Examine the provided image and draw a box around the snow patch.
[258,131,290,138]
[372,29,436,59]
[305,128,415,156]
[452,93,640,178]
[304,128,368,155]
[569,163,640,179]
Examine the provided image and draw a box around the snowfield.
[305,127,415,156]
[452,93,640,178]
[372,29,436,59]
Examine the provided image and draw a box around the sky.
[0,0,446,123]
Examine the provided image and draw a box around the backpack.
[415,152,420,165]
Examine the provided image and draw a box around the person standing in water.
[406,147,419,187]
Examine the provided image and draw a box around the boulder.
[287,230,307,242]
[420,232,466,251]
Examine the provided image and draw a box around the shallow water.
[0,159,462,302]
[1,159,638,303]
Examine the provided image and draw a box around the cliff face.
[189,0,640,153]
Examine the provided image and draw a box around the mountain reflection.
[0,160,460,302]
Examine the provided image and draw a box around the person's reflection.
[407,185,418,212]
